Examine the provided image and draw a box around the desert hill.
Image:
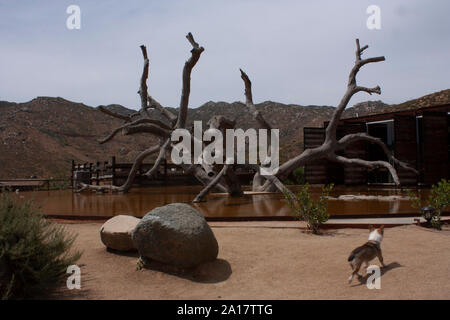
[1,88,448,179]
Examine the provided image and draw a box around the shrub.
[0,192,81,299]
[407,179,450,230]
[284,167,306,185]
[283,183,334,234]
[292,167,306,185]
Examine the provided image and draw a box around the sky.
[0,0,449,110]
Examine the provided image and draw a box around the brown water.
[15,185,427,219]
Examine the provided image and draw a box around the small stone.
[100,215,140,251]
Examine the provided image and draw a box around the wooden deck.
[71,157,256,188]
[0,179,49,190]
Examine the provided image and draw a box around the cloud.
[0,0,449,109]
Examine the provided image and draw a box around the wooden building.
[304,103,450,186]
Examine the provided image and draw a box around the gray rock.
[100,215,140,251]
[132,203,218,268]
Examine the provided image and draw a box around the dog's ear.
[369,225,375,231]
[379,225,385,233]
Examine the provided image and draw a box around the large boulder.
[100,215,140,251]
[132,203,218,268]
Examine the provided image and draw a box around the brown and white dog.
[348,225,386,283]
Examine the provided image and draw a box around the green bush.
[0,192,81,299]
[407,179,450,230]
[283,183,334,234]
[284,167,306,185]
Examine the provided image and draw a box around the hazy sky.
[0,1,449,110]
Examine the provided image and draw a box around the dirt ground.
[57,222,450,300]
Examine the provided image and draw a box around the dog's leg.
[348,261,355,283]
[348,273,354,283]
[376,250,386,268]
[348,261,362,284]
[364,260,370,273]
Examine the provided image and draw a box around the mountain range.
[0,89,448,179]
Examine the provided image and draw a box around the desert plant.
[0,192,81,299]
[284,167,306,185]
[283,183,334,234]
[292,167,306,185]
[407,179,450,230]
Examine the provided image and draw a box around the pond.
[15,185,428,220]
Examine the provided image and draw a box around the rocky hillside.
[0,97,155,179]
[0,88,448,179]
[343,89,450,118]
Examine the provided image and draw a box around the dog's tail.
[347,253,355,262]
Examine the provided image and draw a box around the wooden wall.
[303,127,328,184]
[421,111,449,184]
[304,111,449,186]
[303,123,367,185]
[394,115,418,185]
[341,122,367,185]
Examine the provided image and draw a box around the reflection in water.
[15,185,427,219]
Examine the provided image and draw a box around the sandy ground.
[57,222,450,300]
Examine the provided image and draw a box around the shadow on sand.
[351,262,403,287]
[142,258,232,284]
[106,248,232,284]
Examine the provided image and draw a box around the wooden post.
[103,161,108,185]
[89,163,93,184]
[71,160,75,190]
[111,156,116,186]
[164,158,167,182]
[96,161,100,185]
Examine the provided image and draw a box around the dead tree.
[78,37,418,202]
[77,33,242,198]
[77,33,216,193]
[248,39,418,193]
[193,40,418,198]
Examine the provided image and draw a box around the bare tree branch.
[337,132,419,174]
[330,155,400,185]
[354,85,381,95]
[326,39,385,144]
[143,138,171,177]
[139,45,150,112]
[260,170,296,199]
[148,96,177,126]
[238,69,276,191]
[81,34,211,196]
[176,32,205,129]
[76,145,160,193]
[98,105,132,122]
[192,165,229,203]
[206,115,243,196]
[98,118,172,144]
[239,69,272,130]
[251,39,416,192]
[122,123,171,138]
